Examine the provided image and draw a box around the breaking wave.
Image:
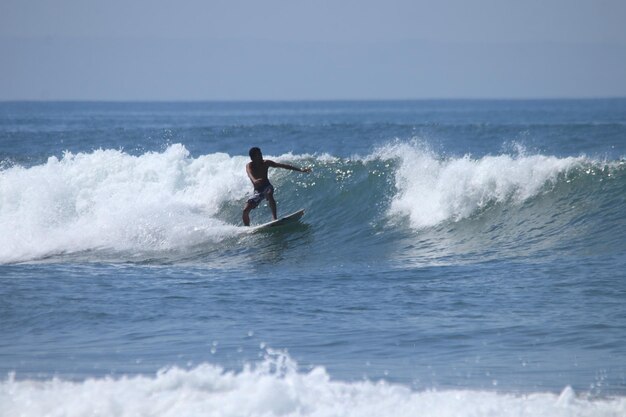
[1,142,624,264]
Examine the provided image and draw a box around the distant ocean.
[1,100,625,416]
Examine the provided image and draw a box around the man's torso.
[248,160,272,190]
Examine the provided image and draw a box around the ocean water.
[1,100,625,416]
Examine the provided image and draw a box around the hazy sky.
[1,0,625,100]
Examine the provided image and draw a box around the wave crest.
[381,142,619,229]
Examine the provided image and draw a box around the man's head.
[249,147,262,161]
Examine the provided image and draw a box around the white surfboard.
[252,209,305,231]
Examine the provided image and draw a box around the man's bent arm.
[246,163,266,187]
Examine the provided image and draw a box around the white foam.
[1,352,624,417]
[379,142,586,229]
[0,144,251,263]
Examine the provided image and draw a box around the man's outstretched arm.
[267,160,311,173]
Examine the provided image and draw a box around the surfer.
[243,147,311,226]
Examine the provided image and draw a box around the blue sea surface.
[1,100,626,416]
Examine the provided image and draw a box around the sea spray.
[2,352,625,417]
[380,141,588,228]
[0,145,247,263]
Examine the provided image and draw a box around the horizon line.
[2,96,626,104]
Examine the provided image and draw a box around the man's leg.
[242,202,254,226]
[267,190,277,220]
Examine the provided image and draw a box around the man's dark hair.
[249,147,262,159]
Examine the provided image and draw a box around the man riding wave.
[242,147,311,226]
